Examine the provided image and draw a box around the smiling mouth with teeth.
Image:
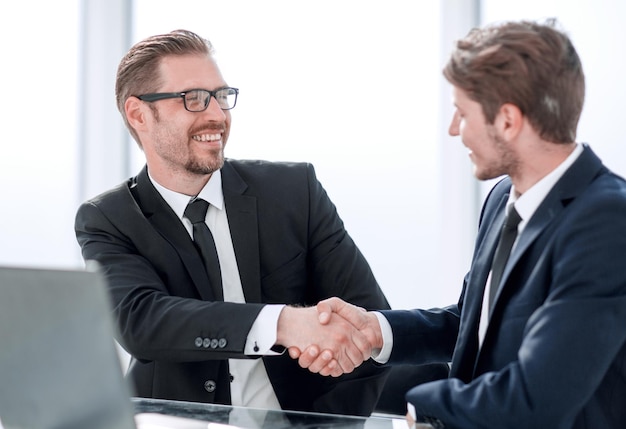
[192,133,221,142]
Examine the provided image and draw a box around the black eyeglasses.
[137,87,239,112]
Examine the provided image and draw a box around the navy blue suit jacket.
[382,145,626,428]
[75,160,390,416]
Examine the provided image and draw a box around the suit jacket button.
[210,338,219,349]
[194,337,203,348]
[204,380,216,393]
[202,338,211,348]
[218,338,227,348]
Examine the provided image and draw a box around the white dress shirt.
[149,170,283,409]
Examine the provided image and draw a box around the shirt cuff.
[245,304,285,355]
[372,311,393,364]
[407,402,417,420]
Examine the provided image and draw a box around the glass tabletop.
[132,397,412,429]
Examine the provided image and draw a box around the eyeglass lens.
[184,88,237,111]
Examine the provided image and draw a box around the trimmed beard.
[185,148,225,176]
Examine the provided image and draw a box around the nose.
[202,95,227,119]
[448,111,460,136]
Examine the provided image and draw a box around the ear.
[494,103,523,141]
[125,96,150,131]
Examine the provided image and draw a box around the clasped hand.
[280,297,382,377]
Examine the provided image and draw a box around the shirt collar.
[508,143,583,224]
[148,169,224,221]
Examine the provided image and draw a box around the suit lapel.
[132,167,217,301]
[221,162,262,303]
[467,195,508,325]
[453,192,508,379]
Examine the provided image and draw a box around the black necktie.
[184,198,223,299]
[489,205,522,312]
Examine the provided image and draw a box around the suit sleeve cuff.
[409,403,445,428]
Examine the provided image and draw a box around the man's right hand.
[276,305,372,376]
[288,297,384,376]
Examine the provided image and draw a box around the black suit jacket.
[382,145,626,428]
[75,160,390,416]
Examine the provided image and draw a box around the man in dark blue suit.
[295,19,626,428]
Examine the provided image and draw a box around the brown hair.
[443,19,585,143]
[115,29,214,145]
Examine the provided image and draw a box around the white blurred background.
[1,0,624,310]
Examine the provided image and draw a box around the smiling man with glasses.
[74,29,391,416]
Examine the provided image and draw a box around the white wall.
[131,0,453,310]
[0,1,81,269]
[0,0,624,312]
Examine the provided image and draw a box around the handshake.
[276,297,384,378]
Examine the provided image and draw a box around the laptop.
[0,265,243,429]
[0,264,137,429]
